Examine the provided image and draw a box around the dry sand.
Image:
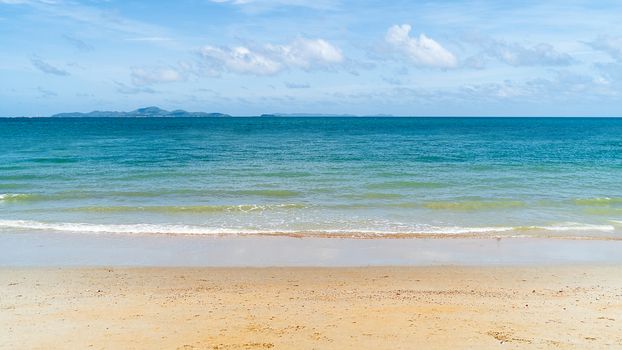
[1,266,622,349]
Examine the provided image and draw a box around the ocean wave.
[234,189,302,198]
[0,192,92,202]
[0,220,246,235]
[0,219,616,237]
[583,207,622,215]
[51,190,204,200]
[366,181,447,190]
[66,203,306,213]
[342,192,406,200]
[573,197,622,206]
[0,193,38,201]
[423,200,526,211]
[0,189,296,202]
[520,223,615,232]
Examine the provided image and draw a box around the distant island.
[42,107,397,118]
[51,106,231,118]
[259,113,358,117]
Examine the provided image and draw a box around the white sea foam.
[534,223,615,232]
[0,219,616,237]
[0,220,251,235]
[0,193,31,201]
[422,226,516,234]
[0,220,517,236]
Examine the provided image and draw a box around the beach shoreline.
[2,265,621,349]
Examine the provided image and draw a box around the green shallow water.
[0,117,621,237]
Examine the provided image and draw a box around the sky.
[1,0,622,116]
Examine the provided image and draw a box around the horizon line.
[2,115,622,119]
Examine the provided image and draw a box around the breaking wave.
[0,219,615,238]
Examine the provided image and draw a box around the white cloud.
[131,66,184,85]
[200,38,343,75]
[200,46,282,75]
[268,38,343,68]
[385,24,457,69]
[588,36,622,61]
[482,40,574,66]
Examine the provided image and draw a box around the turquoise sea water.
[1,117,621,238]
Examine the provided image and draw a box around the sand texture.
[2,266,622,349]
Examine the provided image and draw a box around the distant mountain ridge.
[51,106,231,118]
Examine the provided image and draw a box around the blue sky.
[1,0,622,116]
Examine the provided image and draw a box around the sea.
[1,117,621,239]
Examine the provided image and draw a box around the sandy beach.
[2,266,621,349]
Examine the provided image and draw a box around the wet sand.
[4,233,622,266]
[2,266,622,349]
